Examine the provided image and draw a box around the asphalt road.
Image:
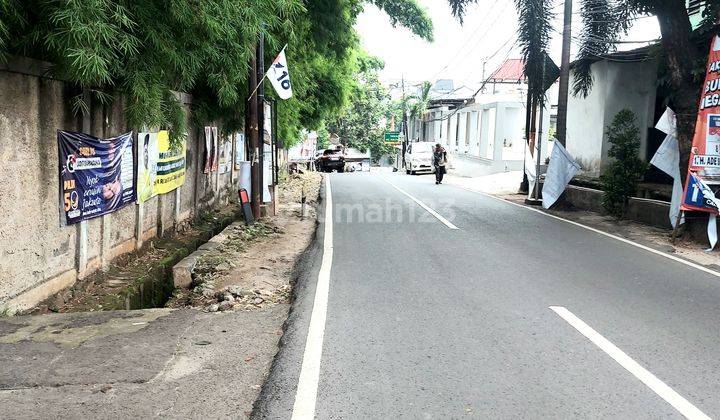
[254,171,720,419]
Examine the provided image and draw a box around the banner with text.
[155,130,186,195]
[137,131,186,202]
[683,35,720,212]
[58,130,135,225]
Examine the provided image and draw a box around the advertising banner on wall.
[204,126,218,173]
[219,135,232,174]
[155,131,186,194]
[137,132,159,202]
[137,130,186,202]
[683,34,720,212]
[58,130,135,225]
[235,132,246,170]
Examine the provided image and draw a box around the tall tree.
[0,0,435,146]
[445,0,720,182]
[325,53,393,162]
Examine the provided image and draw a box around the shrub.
[601,109,647,218]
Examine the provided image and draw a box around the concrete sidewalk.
[0,307,287,418]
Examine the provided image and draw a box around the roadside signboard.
[385,131,400,142]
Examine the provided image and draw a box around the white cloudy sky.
[354,0,661,87]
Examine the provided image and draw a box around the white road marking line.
[291,175,333,420]
[453,185,720,279]
[382,178,459,230]
[549,306,710,420]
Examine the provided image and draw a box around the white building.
[407,62,554,177]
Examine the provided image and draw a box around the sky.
[354,0,661,88]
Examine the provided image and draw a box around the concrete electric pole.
[556,0,572,147]
[248,46,261,218]
[257,32,265,214]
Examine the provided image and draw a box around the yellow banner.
[154,130,186,195]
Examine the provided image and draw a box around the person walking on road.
[433,143,447,185]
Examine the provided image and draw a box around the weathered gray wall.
[567,59,659,177]
[0,58,240,312]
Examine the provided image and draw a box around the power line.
[429,0,513,81]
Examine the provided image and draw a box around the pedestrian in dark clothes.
[433,143,447,185]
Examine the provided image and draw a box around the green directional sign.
[384,131,400,142]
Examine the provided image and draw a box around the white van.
[404,142,435,175]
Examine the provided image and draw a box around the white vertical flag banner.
[268,47,293,100]
[651,107,685,228]
[524,144,536,200]
[542,142,581,209]
[650,134,684,228]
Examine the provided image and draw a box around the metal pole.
[533,58,547,201]
[401,75,408,168]
[257,32,265,210]
[272,99,279,185]
[520,85,532,192]
[556,0,572,146]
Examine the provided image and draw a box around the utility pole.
[520,86,532,193]
[532,57,547,203]
[556,0,572,146]
[257,32,266,214]
[401,75,408,168]
[481,61,487,93]
[272,99,279,185]
[248,45,261,218]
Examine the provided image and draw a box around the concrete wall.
[0,58,241,313]
[567,59,658,177]
[561,185,672,229]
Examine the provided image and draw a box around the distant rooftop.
[488,59,525,84]
[432,79,454,93]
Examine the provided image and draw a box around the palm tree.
[401,81,433,141]
[445,0,718,180]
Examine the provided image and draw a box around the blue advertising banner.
[58,130,136,225]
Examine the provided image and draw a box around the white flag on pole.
[650,134,685,228]
[524,144,536,200]
[542,142,581,209]
[267,47,293,100]
[655,107,677,139]
[651,106,684,228]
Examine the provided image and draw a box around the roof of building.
[488,59,526,83]
[432,79,455,93]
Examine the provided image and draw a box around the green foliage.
[316,124,330,150]
[0,0,434,149]
[600,109,647,218]
[370,0,434,41]
[325,55,393,162]
[408,81,432,119]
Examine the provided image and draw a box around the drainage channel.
[26,206,240,315]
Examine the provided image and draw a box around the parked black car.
[316,148,346,173]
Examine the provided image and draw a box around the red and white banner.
[682,35,720,213]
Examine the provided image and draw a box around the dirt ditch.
[26,205,240,315]
[25,172,322,315]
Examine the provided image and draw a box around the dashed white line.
[382,178,459,230]
[291,176,333,420]
[550,306,710,420]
